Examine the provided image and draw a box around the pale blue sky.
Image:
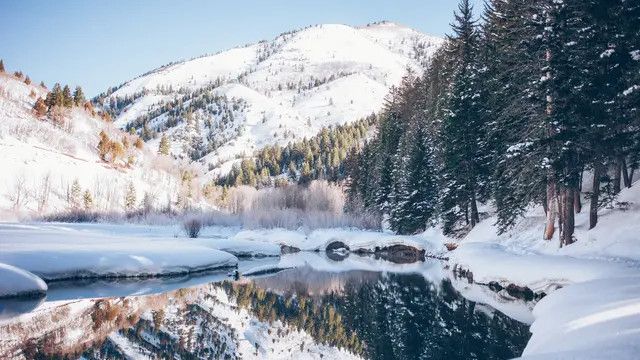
[0,0,483,96]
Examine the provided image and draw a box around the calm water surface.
[0,254,531,359]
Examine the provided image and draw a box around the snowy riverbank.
[2,180,640,359]
[0,263,47,298]
[0,223,238,282]
[445,183,640,359]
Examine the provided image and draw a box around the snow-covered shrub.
[303,180,345,214]
[241,208,301,229]
[197,210,240,227]
[227,186,257,214]
[237,208,378,230]
[183,217,203,238]
[214,180,376,230]
[42,209,102,223]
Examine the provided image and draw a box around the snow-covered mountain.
[97,22,442,176]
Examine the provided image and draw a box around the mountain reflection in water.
[0,262,531,360]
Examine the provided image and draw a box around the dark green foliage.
[44,82,80,111]
[439,0,491,232]
[347,0,640,241]
[62,85,73,108]
[217,115,376,187]
[338,273,531,360]
[227,272,529,360]
[388,125,438,234]
[73,86,86,106]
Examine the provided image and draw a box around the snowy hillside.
[97,22,442,175]
[0,73,196,218]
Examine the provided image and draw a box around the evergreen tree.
[388,125,439,234]
[371,74,419,215]
[0,59,4,73]
[83,190,93,210]
[46,83,63,109]
[388,134,412,233]
[158,134,171,156]
[582,0,640,229]
[346,0,639,243]
[62,85,73,108]
[439,0,488,233]
[69,179,82,209]
[73,86,85,107]
[125,182,137,212]
[406,126,439,233]
[485,0,549,233]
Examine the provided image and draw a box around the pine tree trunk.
[613,159,622,194]
[573,188,582,213]
[470,190,479,227]
[590,164,601,230]
[629,167,636,188]
[556,188,564,245]
[562,187,575,246]
[543,47,556,241]
[622,157,631,188]
[543,179,557,240]
[464,204,469,225]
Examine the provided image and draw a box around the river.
[0,253,532,359]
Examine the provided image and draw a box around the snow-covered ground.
[445,182,640,359]
[449,243,635,293]
[2,183,640,357]
[449,179,640,287]
[0,222,446,285]
[0,223,238,281]
[0,73,195,218]
[229,226,447,253]
[518,277,640,359]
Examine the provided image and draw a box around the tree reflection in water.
[231,270,531,360]
[1,268,530,360]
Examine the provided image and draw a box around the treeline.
[36,83,87,115]
[0,58,104,124]
[348,0,640,244]
[97,77,228,141]
[217,114,376,187]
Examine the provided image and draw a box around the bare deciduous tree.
[35,173,52,213]
[7,174,29,212]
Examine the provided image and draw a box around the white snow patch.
[518,277,640,359]
[0,262,47,297]
[0,223,238,280]
[230,227,446,254]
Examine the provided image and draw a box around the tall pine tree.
[439,0,489,233]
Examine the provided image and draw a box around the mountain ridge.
[94,21,438,98]
[95,22,443,177]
